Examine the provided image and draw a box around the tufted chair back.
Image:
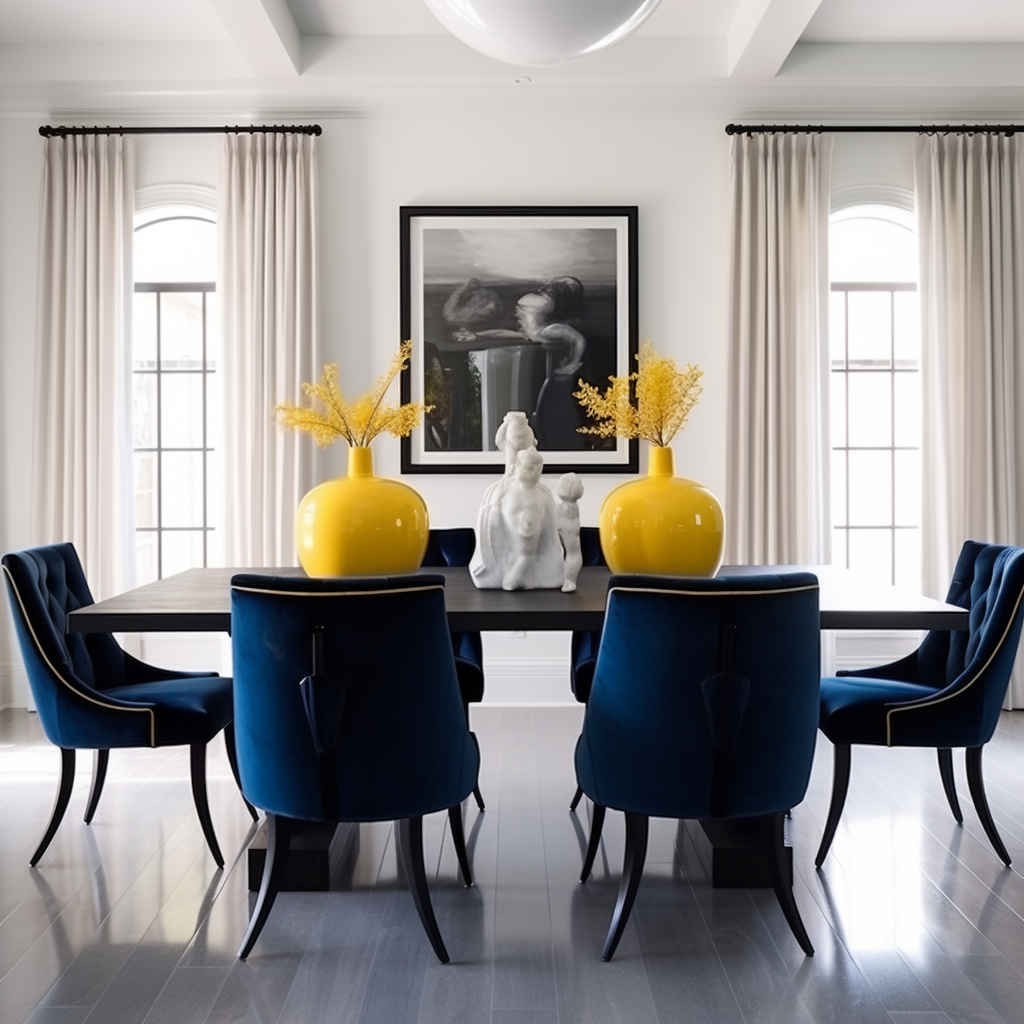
[888,541,1024,747]
[2,544,149,751]
[3,543,127,696]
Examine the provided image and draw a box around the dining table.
[67,562,969,891]
[67,563,969,636]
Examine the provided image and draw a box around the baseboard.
[833,629,921,673]
[0,660,29,710]
[480,656,575,706]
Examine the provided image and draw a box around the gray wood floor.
[4,705,1024,1023]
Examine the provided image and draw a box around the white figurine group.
[469,411,585,592]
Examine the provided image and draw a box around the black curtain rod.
[725,123,1019,136]
[39,124,322,139]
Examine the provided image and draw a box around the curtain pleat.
[220,133,319,567]
[31,135,135,599]
[726,133,833,566]
[915,133,1024,706]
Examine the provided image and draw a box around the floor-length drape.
[726,132,833,566]
[220,133,318,567]
[915,132,1024,705]
[31,135,135,599]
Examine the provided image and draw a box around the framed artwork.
[400,205,639,474]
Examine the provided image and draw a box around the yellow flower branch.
[276,341,432,448]
[574,339,703,447]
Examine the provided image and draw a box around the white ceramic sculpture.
[470,412,584,591]
[556,473,585,592]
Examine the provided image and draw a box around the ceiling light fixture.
[421,0,663,67]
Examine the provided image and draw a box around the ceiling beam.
[207,0,300,77]
[727,0,824,79]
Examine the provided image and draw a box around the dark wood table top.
[67,564,970,634]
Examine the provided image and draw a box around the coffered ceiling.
[1,0,1022,117]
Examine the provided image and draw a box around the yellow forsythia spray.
[574,339,703,447]
[276,340,432,447]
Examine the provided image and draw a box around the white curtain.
[726,132,833,566]
[220,133,319,567]
[31,134,135,599]
[915,132,1024,705]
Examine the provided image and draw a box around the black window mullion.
[155,292,163,580]
[844,289,851,570]
[201,291,209,568]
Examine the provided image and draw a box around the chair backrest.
[230,573,479,823]
[569,527,606,702]
[576,572,821,819]
[578,526,606,569]
[422,527,476,568]
[2,544,130,743]
[902,541,1024,745]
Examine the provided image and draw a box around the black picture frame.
[400,205,639,474]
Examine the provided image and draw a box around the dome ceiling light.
[421,0,664,67]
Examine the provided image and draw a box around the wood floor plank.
[6,706,1024,1024]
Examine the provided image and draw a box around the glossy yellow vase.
[599,446,725,576]
[295,446,429,577]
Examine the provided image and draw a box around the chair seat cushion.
[819,675,938,746]
[104,675,233,747]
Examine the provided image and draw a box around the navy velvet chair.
[230,572,481,963]
[575,572,821,960]
[816,540,1024,869]
[422,527,485,809]
[568,526,605,812]
[2,543,252,868]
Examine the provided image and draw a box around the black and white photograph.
[400,206,638,473]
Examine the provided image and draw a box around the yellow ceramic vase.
[295,446,429,577]
[598,446,725,576]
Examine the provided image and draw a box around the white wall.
[0,113,916,707]
[314,111,731,702]
[832,132,914,194]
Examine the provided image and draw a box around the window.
[829,201,921,588]
[133,198,221,584]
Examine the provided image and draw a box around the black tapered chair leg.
[580,801,606,882]
[224,723,258,822]
[937,747,962,823]
[189,743,224,868]
[570,785,584,811]
[965,746,1011,866]
[84,749,109,825]
[448,803,473,886]
[461,703,485,811]
[815,743,852,868]
[238,813,294,959]
[31,748,76,866]
[601,811,648,961]
[398,816,449,963]
[761,811,814,955]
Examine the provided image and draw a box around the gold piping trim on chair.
[2,563,156,746]
[610,583,819,600]
[230,583,446,599]
[885,581,1024,746]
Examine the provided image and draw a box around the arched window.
[829,192,920,588]
[133,187,220,584]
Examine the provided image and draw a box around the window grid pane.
[133,278,215,580]
[831,280,918,586]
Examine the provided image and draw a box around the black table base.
[246,820,358,892]
[686,819,793,888]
